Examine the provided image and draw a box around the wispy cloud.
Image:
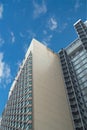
[0,4,3,19]
[20,30,36,40]
[0,36,4,47]
[58,22,68,33]
[74,0,81,11]
[0,53,4,78]
[0,117,1,125]
[10,32,15,43]
[48,17,58,31]
[23,44,29,54]
[42,34,53,46]
[0,53,11,88]
[19,32,25,38]
[33,0,47,18]
[16,60,22,71]
[27,30,36,39]
[43,30,47,35]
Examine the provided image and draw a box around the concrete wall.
[32,39,74,130]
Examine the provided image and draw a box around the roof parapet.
[74,19,82,26]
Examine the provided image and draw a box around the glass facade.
[59,20,87,130]
[1,52,33,130]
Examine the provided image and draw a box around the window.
[29,75,32,79]
[71,50,86,62]
[29,87,32,91]
[29,107,32,112]
[84,95,87,102]
[29,115,32,120]
[29,81,32,85]
[29,100,32,104]
[29,124,32,129]
[29,93,32,97]
[82,87,87,95]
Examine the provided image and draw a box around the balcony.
[68,89,74,94]
[70,101,77,105]
[72,107,78,112]
[75,122,83,128]
[69,94,75,99]
[73,115,80,120]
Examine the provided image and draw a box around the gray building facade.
[59,19,87,130]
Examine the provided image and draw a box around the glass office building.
[1,19,87,130]
[59,19,87,130]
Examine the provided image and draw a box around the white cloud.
[0,4,3,19]
[74,0,81,11]
[48,17,58,31]
[11,32,15,43]
[0,53,4,77]
[23,43,29,55]
[15,60,22,75]
[0,117,2,125]
[27,30,36,39]
[0,36,5,46]
[0,52,11,88]
[43,30,47,35]
[17,60,22,69]
[19,32,25,38]
[58,22,68,33]
[33,0,47,18]
[19,30,36,40]
[42,34,53,46]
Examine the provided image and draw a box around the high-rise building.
[1,19,87,130]
[59,19,87,130]
[0,39,74,130]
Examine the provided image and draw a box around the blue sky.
[0,0,86,118]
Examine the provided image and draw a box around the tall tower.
[59,19,87,130]
[1,39,74,130]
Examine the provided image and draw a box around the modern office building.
[0,39,74,130]
[1,19,87,130]
[59,19,87,130]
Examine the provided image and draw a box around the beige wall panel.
[32,39,74,130]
